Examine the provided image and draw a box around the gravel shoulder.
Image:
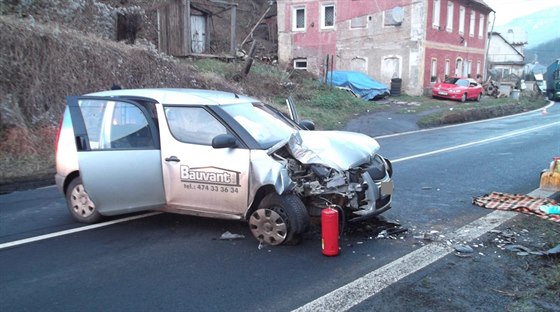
[353,214,560,312]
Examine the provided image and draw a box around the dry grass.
[0,15,208,181]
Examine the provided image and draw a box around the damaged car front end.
[267,130,393,222]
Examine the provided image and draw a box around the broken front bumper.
[348,171,393,222]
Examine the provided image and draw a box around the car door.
[67,96,165,215]
[466,80,478,98]
[159,105,250,217]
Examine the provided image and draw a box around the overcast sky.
[484,0,560,26]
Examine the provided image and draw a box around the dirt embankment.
[0,10,289,190]
[0,15,240,187]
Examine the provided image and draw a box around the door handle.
[165,156,180,162]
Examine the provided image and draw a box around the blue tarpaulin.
[326,71,390,100]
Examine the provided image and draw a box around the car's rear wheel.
[460,93,467,102]
[66,177,102,223]
[476,93,482,102]
[249,193,309,246]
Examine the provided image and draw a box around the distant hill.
[524,37,560,68]
[497,6,560,67]
[499,6,560,48]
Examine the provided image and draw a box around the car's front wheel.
[249,193,309,246]
[476,93,482,102]
[460,93,467,102]
[66,177,102,223]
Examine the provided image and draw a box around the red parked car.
[432,77,483,102]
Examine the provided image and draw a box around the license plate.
[438,91,448,95]
[381,181,394,196]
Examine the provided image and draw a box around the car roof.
[85,88,257,105]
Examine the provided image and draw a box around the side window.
[78,100,154,150]
[78,100,107,148]
[165,107,227,145]
[109,103,153,149]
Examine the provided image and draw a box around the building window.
[459,6,465,34]
[476,61,481,78]
[455,57,463,76]
[478,14,485,38]
[293,58,308,70]
[430,58,437,82]
[321,4,335,29]
[433,0,441,28]
[445,59,450,78]
[469,10,476,37]
[293,7,306,31]
[446,1,454,32]
[466,60,472,77]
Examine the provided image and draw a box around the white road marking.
[375,101,556,140]
[37,185,56,190]
[391,122,560,163]
[294,188,549,312]
[0,212,161,250]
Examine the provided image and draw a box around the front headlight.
[384,158,393,177]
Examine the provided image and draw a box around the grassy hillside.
[0,15,373,183]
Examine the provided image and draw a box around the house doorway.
[191,15,206,53]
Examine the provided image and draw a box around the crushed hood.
[277,131,380,171]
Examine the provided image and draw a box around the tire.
[66,177,102,223]
[460,93,467,103]
[249,193,309,246]
[476,93,481,102]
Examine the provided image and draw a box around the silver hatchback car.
[55,88,393,245]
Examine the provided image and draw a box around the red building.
[277,0,493,95]
[425,0,492,84]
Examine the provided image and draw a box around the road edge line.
[293,188,549,312]
[374,101,555,140]
[0,212,162,250]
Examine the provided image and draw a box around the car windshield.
[444,77,460,84]
[444,78,469,87]
[221,102,297,148]
[455,79,469,87]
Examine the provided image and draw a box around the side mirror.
[212,134,237,148]
[299,120,315,130]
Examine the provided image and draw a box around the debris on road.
[453,244,474,257]
[539,204,560,215]
[472,192,560,222]
[413,230,441,241]
[219,231,245,240]
[546,244,560,256]
[454,244,474,253]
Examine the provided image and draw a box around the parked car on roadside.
[55,88,394,246]
[432,77,483,102]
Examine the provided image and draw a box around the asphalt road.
[1,103,558,312]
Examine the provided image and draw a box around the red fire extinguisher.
[322,207,339,256]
